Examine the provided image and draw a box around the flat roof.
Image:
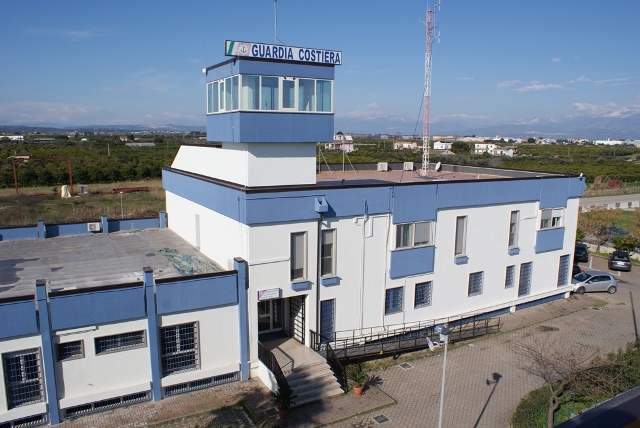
[0,228,223,299]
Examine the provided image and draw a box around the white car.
[571,270,618,294]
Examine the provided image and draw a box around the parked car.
[574,243,589,263]
[571,270,618,294]
[572,264,582,277]
[608,251,632,272]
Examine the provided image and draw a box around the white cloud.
[0,101,95,124]
[515,82,563,92]
[457,77,474,81]
[572,102,619,115]
[496,80,521,88]
[367,103,379,110]
[434,113,489,121]
[568,76,591,83]
[551,57,561,63]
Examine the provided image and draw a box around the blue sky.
[1,0,639,135]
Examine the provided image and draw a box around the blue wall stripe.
[36,282,60,424]
[0,225,37,241]
[164,170,585,227]
[207,58,335,81]
[155,274,238,315]
[389,246,436,279]
[535,227,566,253]
[49,287,146,331]
[0,299,38,339]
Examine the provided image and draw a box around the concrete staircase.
[287,360,343,406]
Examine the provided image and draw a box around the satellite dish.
[434,162,442,172]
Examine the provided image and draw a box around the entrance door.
[287,296,305,344]
[258,299,283,333]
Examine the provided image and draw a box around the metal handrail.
[257,341,290,392]
[326,343,347,391]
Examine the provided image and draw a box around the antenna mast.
[421,3,440,177]
[274,0,278,44]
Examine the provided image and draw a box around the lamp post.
[437,326,450,428]
[120,191,124,219]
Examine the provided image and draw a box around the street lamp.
[436,326,451,428]
[120,191,124,219]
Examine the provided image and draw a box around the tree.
[512,338,593,428]
[577,207,623,253]
[451,141,472,154]
[612,234,639,253]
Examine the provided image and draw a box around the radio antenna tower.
[421,2,441,177]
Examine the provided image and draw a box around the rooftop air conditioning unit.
[403,162,414,171]
[377,162,389,172]
[87,222,101,232]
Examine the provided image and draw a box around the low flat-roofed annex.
[0,228,223,299]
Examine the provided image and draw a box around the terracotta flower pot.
[278,406,290,419]
[353,384,365,395]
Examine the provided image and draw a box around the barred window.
[385,287,403,315]
[557,254,570,287]
[161,322,199,376]
[2,349,44,409]
[518,262,533,297]
[414,282,432,308]
[505,265,515,289]
[57,340,84,361]
[95,331,146,355]
[468,271,483,296]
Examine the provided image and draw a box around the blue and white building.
[0,39,586,426]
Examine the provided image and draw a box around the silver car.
[571,270,618,294]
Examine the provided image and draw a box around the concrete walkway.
[60,275,639,427]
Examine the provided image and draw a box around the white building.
[325,134,354,152]
[0,39,586,427]
[433,141,452,150]
[474,143,497,154]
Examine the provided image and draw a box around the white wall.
[54,319,151,409]
[171,143,317,187]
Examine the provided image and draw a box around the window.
[207,74,333,114]
[161,322,199,376]
[320,229,336,276]
[385,287,404,314]
[395,221,432,249]
[261,76,279,110]
[57,340,84,361]
[415,282,432,308]
[557,255,570,287]
[540,208,563,229]
[291,232,307,280]
[95,331,146,355]
[298,79,315,111]
[2,349,44,409]
[518,262,532,297]
[454,216,467,256]
[505,265,515,288]
[508,211,519,247]
[468,272,483,296]
[316,80,332,112]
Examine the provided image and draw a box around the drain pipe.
[316,213,323,341]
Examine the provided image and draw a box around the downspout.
[316,213,323,339]
[359,200,368,331]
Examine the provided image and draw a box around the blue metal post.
[143,267,162,401]
[36,280,60,424]
[100,214,109,234]
[37,219,46,239]
[234,258,250,380]
[159,211,167,228]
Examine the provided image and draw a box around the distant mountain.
[0,124,206,135]
[336,110,640,140]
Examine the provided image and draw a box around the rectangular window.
[316,80,332,112]
[207,82,218,114]
[261,76,279,110]
[241,75,260,110]
[455,216,467,256]
[557,254,570,287]
[2,349,44,409]
[95,331,146,355]
[468,271,483,296]
[385,287,404,314]
[505,265,515,288]
[320,229,336,276]
[160,322,199,376]
[282,79,296,109]
[518,262,532,296]
[540,208,563,229]
[395,221,432,249]
[291,232,307,280]
[320,299,335,342]
[508,211,519,247]
[298,79,315,111]
[414,282,432,308]
[57,340,84,361]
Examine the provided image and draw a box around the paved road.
[330,257,640,428]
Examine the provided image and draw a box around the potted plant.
[272,386,297,419]
[348,365,369,395]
